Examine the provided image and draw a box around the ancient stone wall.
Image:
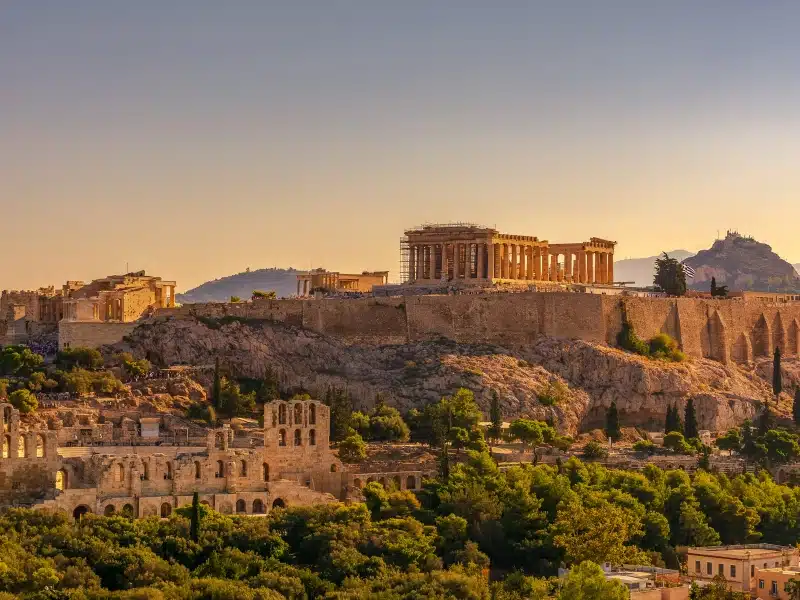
[58,321,137,349]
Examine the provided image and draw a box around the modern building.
[753,566,800,599]
[401,223,615,286]
[295,269,389,296]
[687,545,799,594]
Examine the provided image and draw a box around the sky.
[3,1,800,291]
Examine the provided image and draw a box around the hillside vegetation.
[177,268,299,304]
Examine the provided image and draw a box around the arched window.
[309,429,316,446]
[330,463,338,473]
[393,475,401,490]
[279,429,286,447]
[272,498,286,509]
[165,462,173,480]
[18,436,25,458]
[215,432,225,450]
[160,503,172,518]
[3,406,11,431]
[194,461,202,479]
[216,460,224,478]
[406,475,416,490]
[56,469,68,491]
[294,429,302,446]
[142,461,150,481]
[253,499,266,514]
[366,477,375,484]
[122,504,134,517]
[104,505,116,516]
[278,404,287,425]
[117,463,125,482]
[236,499,246,513]
[294,403,303,424]
[2,435,9,459]
[262,463,270,482]
[353,478,362,489]
[379,477,387,489]
[36,434,45,458]
[73,505,90,521]
[240,460,248,477]
[309,403,316,425]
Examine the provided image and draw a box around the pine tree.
[326,387,353,442]
[757,402,772,436]
[684,398,699,440]
[488,390,502,444]
[773,347,783,403]
[710,277,717,297]
[190,491,200,542]
[604,401,621,446]
[665,404,676,434]
[793,388,800,428]
[211,358,222,408]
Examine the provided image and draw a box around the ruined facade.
[0,399,429,520]
[401,224,615,285]
[296,269,390,296]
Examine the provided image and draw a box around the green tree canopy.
[653,253,687,296]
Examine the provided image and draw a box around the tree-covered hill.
[177,268,300,303]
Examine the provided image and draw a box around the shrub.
[538,380,569,406]
[583,440,608,460]
[663,431,693,454]
[56,347,104,370]
[617,320,650,356]
[9,389,37,414]
[649,333,686,362]
[338,433,367,463]
[632,439,656,454]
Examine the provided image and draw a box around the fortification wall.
[59,322,138,350]
[152,294,800,364]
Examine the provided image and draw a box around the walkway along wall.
[152,294,800,364]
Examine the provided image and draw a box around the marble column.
[487,243,495,279]
[551,255,559,282]
[408,246,416,281]
[608,254,614,285]
[453,243,461,279]
[510,244,518,280]
[532,248,539,280]
[564,252,573,281]
[598,253,607,284]
[297,280,301,296]
[587,252,595,284]
[540,249,548,281]
[429,245,437,280]
[476,243,484,279]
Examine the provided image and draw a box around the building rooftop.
[689,545,796,560]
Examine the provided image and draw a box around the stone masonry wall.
[151,294,800,363]
[59,322,137,350]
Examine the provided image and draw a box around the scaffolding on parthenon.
[399,235,410,284]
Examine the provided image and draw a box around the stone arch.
[36,434,45,458]
[789,319,800,356]
[18,436,25,458]
[194,461,202,479]
[2,435,9,459]
[104,504,116,516]
[117,463,125,482]
[732,332,752,364]
[406,475,416,490]
[393,475,402,490]
[215,432,225,450]
[160,502,172,518]
[278,429,287,447]
[293,403,303,424]
[262,462,270,482]
[253,498,266,514]
[240,460,248,477]
[122,503,134,517]
[200,500,210,506]
[2,405,11,432]
[309,429,316,446]
[165,461,173,480]
[142,460,150,481]
[73,505,91,520]
[366,477,375,484]
[236,499,246,513]
[752,314,772,358]
[272,498,286,509]
[330,463,338,473]
[294,429,302,446]
[703,310,729,363]
[278,403,287,425]
[309,403,317,425]
[56,468,68,491]
[379,477,388,489]
[215,460,224,478]
[353,478,363,488]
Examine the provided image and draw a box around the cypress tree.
[489,390,502,444]
[757,402,771,436]
[710,277,717,297]
[605,401,621,446]
[773,347,783,403]
[684,398,699,440]
[211,358,222,408]
[438,441,450,482]
[793,388,800,428]
[665,404,675,434]
[190,491,200,542]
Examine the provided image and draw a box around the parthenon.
[402,224,616,285]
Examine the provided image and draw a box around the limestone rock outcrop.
[119,316,787,435]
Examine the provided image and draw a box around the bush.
[663,431,694,454]
[187,403,217,424]
[632,439,656,454]
[9,388,37,414]
[338,433,367,463]
[617,320,650,356]
[538,380,569,406]
[583,440,608,460]
[56,347,104,370]
[649,333,686,362]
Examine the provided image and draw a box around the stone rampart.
[59,322,138,350]
[153,294,800,363]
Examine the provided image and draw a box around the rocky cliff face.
[683,232,800,292]
[120,316,792,435]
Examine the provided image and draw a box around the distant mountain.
[177,268,299,304]
[682,232,800,293]
[795,263,800,276]
[613,250,694,287]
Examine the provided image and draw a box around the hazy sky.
[3,2,800,291]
